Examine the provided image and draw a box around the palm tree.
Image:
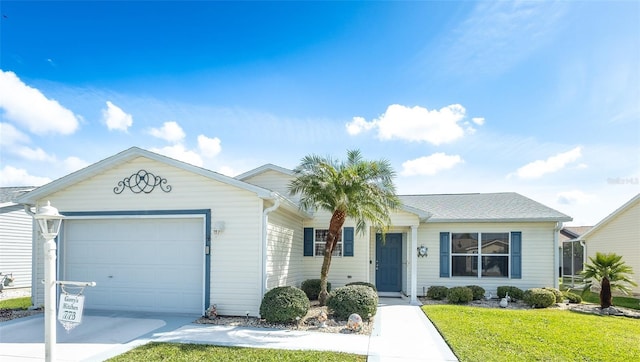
[581,252,637,308]
[289,150,401,305]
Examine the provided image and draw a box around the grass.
[570,290,640,310]
[423,304,640,362]
[108,342,366,361]
[0,296,31,310]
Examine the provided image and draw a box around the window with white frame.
[451,232,509,277]
[315,229,342,257]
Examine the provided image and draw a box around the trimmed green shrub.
[465,285,486,301]
[497,286,524,301]
[562,291,582,304]
[300,279,331,300]
[523,288,556,308]
[426,286,449,300]
[259,286,310,323]
[543,287,563,303]
[447,286,473,304]
[327,285,378,320]
[345,281,377,292]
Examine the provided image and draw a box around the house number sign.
[58,294,85,327]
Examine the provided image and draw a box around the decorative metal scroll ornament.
[113,170,172,194]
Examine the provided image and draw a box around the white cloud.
[102,101,133,132]
[435,1,567,77]
[347,104,472,145]
[556,190,595,205]
[512,146,582,179]
[346,116,376,135]
[148,121,185,143]
[472,117,485,126]
[150,144,203,167]
[0,122,30,146]
[401,153,464,176]
[0,122,56,162]
[0,165,51,186]
[63,156,90,173]
[198,135,222,158]
[14,145,55,162]
[0,70,79,135]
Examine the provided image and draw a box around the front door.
[375,233,402,292]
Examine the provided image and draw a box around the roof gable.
[575,193,640,241]
[17,147,275,204]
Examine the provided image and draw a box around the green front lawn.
[0,297,31,310]
[423,305,640,362]
[108,342,366,361]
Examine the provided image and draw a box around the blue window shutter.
[303,228,313,256]
[343,227,354,257]
[511,231,522,279]
[440,232,450,278]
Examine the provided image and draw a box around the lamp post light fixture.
[34,201,64,362]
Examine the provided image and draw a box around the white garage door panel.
[63,218,204,314]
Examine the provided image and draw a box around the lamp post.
[34,201,64,362]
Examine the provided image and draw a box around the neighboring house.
[0,186,35,290]
[560,226,592,287]
[18,147,571,316]
[573,194,640,295]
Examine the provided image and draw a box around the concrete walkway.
[0,298,458,361]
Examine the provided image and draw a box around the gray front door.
[375,233,402,292]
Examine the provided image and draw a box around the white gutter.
[262,192,281,297]
[23,205,38,308]
[553,221,563,289]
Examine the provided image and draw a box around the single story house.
[572,193,640,295]
[18,147,571,316]
[0,187,35,290]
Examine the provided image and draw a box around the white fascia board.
[264,191,313,219]
[400,204,432,221]
[235,163,294,181]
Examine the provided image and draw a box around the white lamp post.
[34,201,64,362]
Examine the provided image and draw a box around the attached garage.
[60,216,206,314]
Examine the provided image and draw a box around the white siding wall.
[32,157,265,316]
[415,222,558,297]
[265,208,304,290]
[0,205,33,289]
[241,170,299,203]
[302,211,370,287]
[584,201,640,294]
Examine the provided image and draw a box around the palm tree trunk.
[600,276,612,308]
[318,210,346,306]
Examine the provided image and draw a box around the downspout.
[553,221,563,289]
[24,205,37,307]
[262,193,281,298]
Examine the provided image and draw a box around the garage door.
[62,217,205,314]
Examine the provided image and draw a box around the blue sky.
[0,1,638,226]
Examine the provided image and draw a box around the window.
[451,232,510,277]
[315,229,342,257]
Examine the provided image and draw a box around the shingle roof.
[559,226,592,242]
[0,186,36,204]
[398,192,572,222]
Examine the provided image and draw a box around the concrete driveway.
[0,310,199,361]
